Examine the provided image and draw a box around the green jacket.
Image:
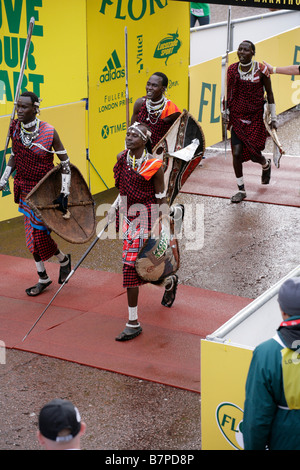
[190,3,210,17]
[243,316,300,450]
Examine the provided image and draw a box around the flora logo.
[154,30,181,65]
[216,402,244,450]
[99,50,125,83]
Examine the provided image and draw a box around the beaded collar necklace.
[20,118,40,147]
[126,149,148,172]
[238,60,254,77]
[22,118,38,129]
[146,95,167,125]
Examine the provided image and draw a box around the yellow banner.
[0,0,189,221]
[0,0,87,110]
[189,57,223,148]
[201,339,253,450]
[0,0,88,222]
[86,0,190,194]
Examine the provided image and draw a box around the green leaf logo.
[154,31,181,65]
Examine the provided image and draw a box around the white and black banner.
[173,0,300,11]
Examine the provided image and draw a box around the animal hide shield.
[153,109,205,205]
[26,164,96,244]
[136,111,204,282]
[135,214,180,283]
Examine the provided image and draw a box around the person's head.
[146,72,168,102]
[237,40,255,65]
[17,92,40,124]
[37,398,86,450]
[126,122,151,154]
[278,277,300,320]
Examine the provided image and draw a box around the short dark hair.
[20,91,39,106]
[242,40,255,54]
[153,72,168,88]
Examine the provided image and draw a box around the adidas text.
[100,68,125,83]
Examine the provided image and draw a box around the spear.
[0,17,35,179]
[22,198,119,342]
[223,6,231,159]
[125,26,130,128]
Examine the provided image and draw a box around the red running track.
[0,254,251,392]
[181,154,300,207]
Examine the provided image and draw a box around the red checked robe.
[113,150,163,285]
[10,119,58,260]
[227,61,269,161]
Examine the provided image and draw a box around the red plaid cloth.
[24,215,58,261]
[10,119,55,203]
[122,263,146,288]
[227,62,269,162]
[122,216,148,265]
[10,119,58,261]
[136,97,180,149]
[113,150,162,284]
[114,150,161,235]
[20,195,58,261]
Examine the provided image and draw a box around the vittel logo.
[99,50,125,83]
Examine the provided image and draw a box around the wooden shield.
[26,164,96,244]
[135,215,180,283]
[153,109,205,205]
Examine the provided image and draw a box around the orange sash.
[161,100,180,120]
[139,158,163,181]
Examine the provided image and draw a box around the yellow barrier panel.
[256,27,300,112]
[201,339,253,450]
[189,57,223,147]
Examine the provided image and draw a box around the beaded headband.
[128,122,151,142]
[34,97,42,108]
[18,97,41,109]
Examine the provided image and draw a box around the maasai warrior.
[0,91,72,296]
[110,122,179,341]
[131,72,181,151]
[226,40,277,203]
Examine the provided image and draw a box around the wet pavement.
[1,4,300,450]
